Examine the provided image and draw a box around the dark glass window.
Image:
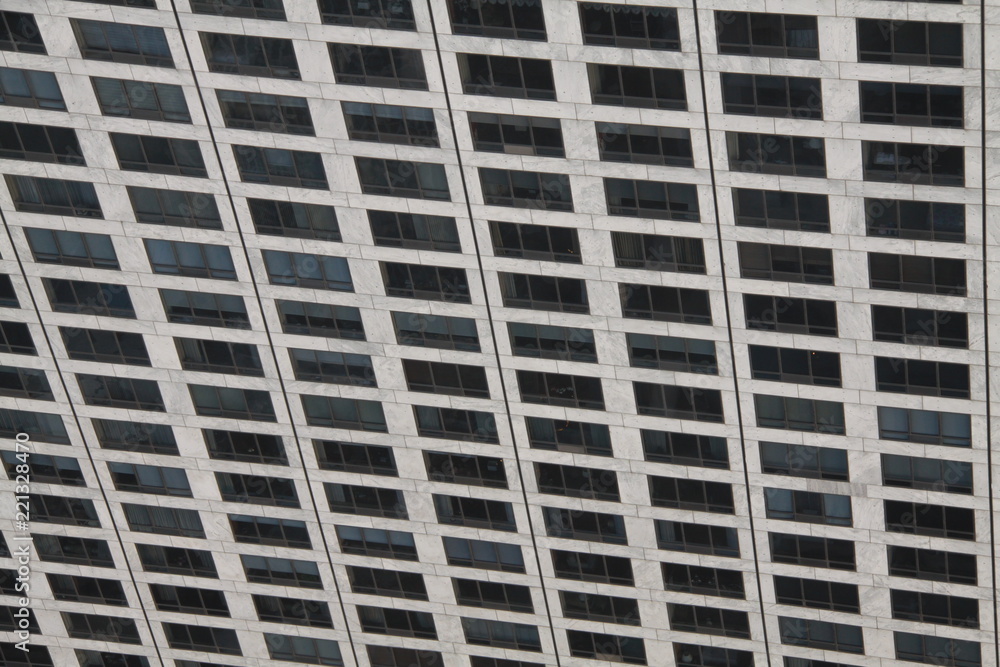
[63,613,140,644]
[200,32,299,78]
[0,12,45,54]
[499,272,588,313]
[443,537,524,572]
[621,284,711,324]
[426,452,506,488]
[536,463,619,501]
[765,488,852,526]
[885,500,975,540]
[611,231,705,272]
[649,476,734,513]
[894,632,980,667]
[314,440,396,475]
[2,452,82,486]
[234,145,327,189]
[231,514,311,549]
[490,220,580,262]
[204,429,287,465]
[733,188,829,232]
[589,63,686,109]
[882,453,972,494]
[544,507,627,544]
[760,441,848,480]
[455,579,532,613]
[128,187,221,229]
[868,252,966,296]
[263,250,351,290]
[357,157,450,200]
[857,19,962,67]
[435,494,515,531]
[92,419,177,455]
[749,344,841,386]
[77,374,163,411]
[301,395,387,431]
[109,462,190,496]
[392,311,478,351]
[151,584,229,617]
[6,175,101,217]
[0,67,63,110]
[0,122,84,165]
[778,617,864,654]
[552,550,632,585]
[243,555,321,589]
[517,370,604,410]
[123,504,203,537]
[458,54,555,100]
[567,630,646,665]
[45,279,135,318]
[276,299,364,339]
[669,603,750,638]
[0,321,34,356]
[865,198,964,242]
[862,141,964,186]
[349,566,426,600]
[217,89,312,134]
[878,406,971,447]
[561,591,638,625]
[675,645,753,667]
[754,394,845,434]
[329,44,427,89]
[721,73,822,118]
[580,3,679,50]
[248,198,339,240]
[634,382,724,422]
[343,102,437,146]
[382,262,469,302]
[160,289,249,329]
[146,240,236,280]
[218,472,299,507]
[26,229,117,269]
[110,132,206,177]
[605,178,699,221]
[403,359,489,398]
[768,532,855,570]
[462,618,537,651]
[290,348,374,386]
[509,322,596,362]
[189,384,275,422]
[642,430,728,468]
[716,12,819,59]
[448,0,545,40]
[414,405,497,443]
[93,77,189,123]
[860,81,963,127]
[36,534,113,568]
[875,357,969,398]
[190,0,286,20]
[72,19,170,66]
[319,0,415,30]
[479,168,572,211]
[370,211,458,251]
[162,623,241,655]
[337,525,415,560]
[470,112,563,157]
[48,574,125,606]
[597,123,692,166]
[888,546,976,585]
[664,564,745,599]
[526,417,612,457]
[727,131,827,177]
[656,520,740,557]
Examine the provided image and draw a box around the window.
[857,20,962,67]
[778,617,864,654]
[727,132,827,177]
[254,594,333,628]
[733,188,829,232]
[885,500,975,540]
[448,0,545,40]
[0,14,45,54]
[774,576,859,612]
[526,417,612,456]
[888,546,976,585]
[455,579,532,613]
[403,359,489,398]
[370,211,458,251]
[435,494,516,531]
[879,407,971,447]
[426,452,507,488]
[500,272,587,312]
[72,19,171,66]
[326,483,405,517]
[349,566,425,599]
[204,430,286,465]
[162,623,241,656]
[760,442,848,480]
[663,564,745,599]
[669,604,750,639]
[894,633,980,667]
[319,0,415,30]
[359,606,436,639]
[545,507,627,544]
[0,322,34,355]
[109,463,191,496]
[36,534,113,568]
[629,334,715,374]
[330,44,426,89]
[218,472,299,507]
[883,454,972,494]
[860,81,963,127]
[754,394,845,434]
[490,220,580,262]
[315,440,396,475]
[264,250,351,290]
[77,374,164,411]
[151,584,229,617]
[145,240,235,280]
[0,122,83,164]
[277,300,364,339]
[621,284,712,324]
[749,345,841,386]
[200,32,299,78]
[589,63,686,110]
[191,0,286,21]
[535,463,619,501]
[462,618,539,651]
[368,646,441,667]
[875,357,969,398]
[562,591,638,625]
[866,198,964,242]
[580,3,679,50]
[744,294,837,336]
[518,370,604,410]
[2,452,81,486]
[605,178,699,221]
[566,630,646,665]
[231,514,311,548]
[266,635,343,666]
[217,89,312,135]
[128,186,221,229]
[63,613,140,644]
[716,12,818,59]
[92,77,189,123]
[0,276,17,308]
[597,123,693,166]
[246,200,339,242]
[0,67,63,110]
[356,157,450,200]
[642,430,728,468]
[301,395,387,431]
[290,349,374,386]
[479,167,572,210]
[552,549,632,585]
[110,132,206,177]
[123,504,203,537]
[343,102,437,146]
[470,112,563,156]
[137,544,216,578]
[459,54,555,99]
[674,645,753,667]
[612,232,705,272]
[393,312,479,351]
[891,590,978,628]
[0,410,63,444]
[77,652,150,667]
[189,384,276,422]
[862,141,964,186]
[510,323,596,362]
[634,382,724,422]
[0,366,51,400]
[721,73,822,118]
[234,145,327,189]
[337,526,415,560]
[414,405,497,443]
[873,306,967,347]
[92,419,177,455]
[176,338,263,376]
[160,289,250,328]
[443,537,524,572]
[769,532,855,570]
[6,175,101,217]
[649,476,734,514]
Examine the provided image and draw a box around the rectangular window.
[63,613,140,644]
[6,175,101,218]
[863,141,964,186]
[314,440,396,476]
[888,546,976,585]
[403,358,491,398]
[458,54,555,100]
[383,262,470,302]
[857,19,962,67]
[200,32,299,78]
[526,417,612,456]
[160,289,249,329]
[434,494,516,531]
[675,645,753,667]
[190,0,286,20]
[205,430,286,465]
[357,157,449,200]
[612,231,705,272]
[343,102,437,146]
[552,549,632,585]
[234,145,327,189]
[765,488,852,526]
[329,44,427,89]
[248,198,339,240]
[319,0,415,30]
[744,294,837,336]
[882,454,972,494]
[544,507,627,545]
[110,132,206,177]
[263,250,351,290]
[72,19,172,67]
[92,77,189,123]
[860,81,963,127]
[426,452,506,489]
[490,220,580,262]
[0,121,83,165]
[749,344,841,386]
[151,584,229,617]
[894,632,980,667]
[123,504,203,538]
[0,321,34,356]
[567,630,646,665]
[479,168,572,211]
[634,382,724,422]
[892,590,978,628]
[462,618,538,651]
[217,89,312,135]
[885,500,975,540]
[877,406,971,447]
[300,395,387,431]
[733,188,829,232]
[218,472,299,508]
[290,348,374,386]
[414,405,497,443]
[500,272,588,313]
[145,240,236,280]
[92,419,177,456]
[561,591,638,625]
[455,579,532,613]
[779,617,864,654]
[162,623,241,656]
[254,594,332,628]
[370,647,441,667]
[231,514,310,549]
[443,537,524,573]
[370,210,458,251]
[535,463,619,501]
[589,63,686,109]
[649,476,734,514]
[0,11,44,53]
[137,544,216,578]
[358,606,436,639]
[621,284,712,324]
[580,3,679,50]
[760,441,848,480]
[517,370,604,410]
[0,67,64,110]
[128,187,221,229]
[663,564,744,599]
[77,374,163,411]
[276,300,364,339]
[349,566,426,600]
[605,178,699,221]
[35,534,112,568]
[866,198,964,242]
[509,322,596,362]
[0,366,51,401]
[109,462,190,497]
[875,357,969,398]
[716,12,819,59]
[642,430,728,468]
[669,603,750,639]
[597,122,692,166]
[393,311,478,351]
[337,526,415,560]
[721,73,822,118]
[26,230,117,270]
[656,520,739,557]
[754,394,845,434]
[727,132,827,177]
[873,305,967,348]
[470,112,563,157]
[448,0,545,40]
[189,385,275,422]
[2,453,82,487]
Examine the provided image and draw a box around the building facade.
[0,1,995,666]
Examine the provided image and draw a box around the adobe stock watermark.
[10,432,32,652]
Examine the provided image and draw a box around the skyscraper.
[0,1,994,666]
